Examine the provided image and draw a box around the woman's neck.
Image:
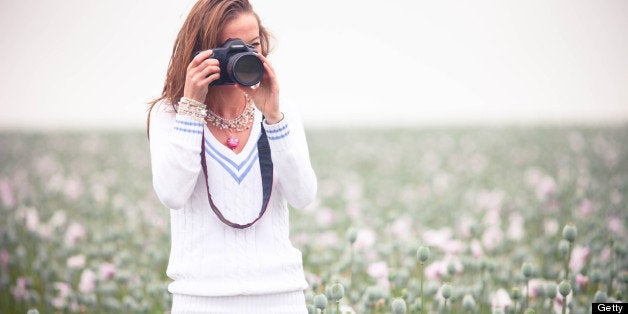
[205,86,246,119]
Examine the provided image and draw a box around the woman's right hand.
[183,50,221,103]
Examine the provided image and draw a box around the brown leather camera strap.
[200,123,273,229]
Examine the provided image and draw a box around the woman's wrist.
[264,112,284,125]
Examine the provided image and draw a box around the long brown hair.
[147,0,272,134]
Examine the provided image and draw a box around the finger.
[257,53,270,65]
[190,56,219,75]
[200,72,221,85]
[188,50,213,69]
[201,58,220,67]
[188,60,218,82]
[262,62,276,80]
[199,65,220,78]
[257,55,275,73]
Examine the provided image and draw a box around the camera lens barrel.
[227,53,264,86]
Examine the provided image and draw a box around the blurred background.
[0,0,627,129]
[1,1,627,313]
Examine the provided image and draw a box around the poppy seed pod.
[417,246,430,263]
[522,262,533,278]
[562,224,577,243]
[511,287,522,300]
[392,298,407,314]
[330,283,344,301]
[313,294,327,309]
[593,291,608,303]
[462,294,476,311]
[441,284,452,299]
[545,283,558,299]
[346,228,357,244]
[558,280,571,297]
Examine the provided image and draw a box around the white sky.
[1,0,627,129]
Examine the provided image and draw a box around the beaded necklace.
[205,94,254,150]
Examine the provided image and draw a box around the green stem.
[420,263,425,314]
[561,296,567,314]
[349,245,355,308]
[608,240,615,296]
[525,279,530,311]
[564,242,573,280]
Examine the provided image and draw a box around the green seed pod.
[487,261,497,272]
[313,294,327,310]
[417,246,430,263]
[325,285,333,300]
[330,283,344,301]
[558,280,571,297]
[306,304,316,314]
[305,291,314,303]
[311,281,319,292]
[412,299,422,312]
[462,294,476,312]
[346,228,357,244]
[441,284,452,299]
[536,284,546,298]
[590,269,602,283]
[511,287,522,300]
[447,261,457,276]
[545,283,557,299]
[524,309,536,314]
[593,291,608,303]
[562,224,577,243]
[27,310,40,314]
[521,262,533,278]
[392,298,407,314]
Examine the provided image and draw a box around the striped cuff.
[170,115,204,148]
[263,116,292,151]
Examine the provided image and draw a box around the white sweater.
[149,100,317,297]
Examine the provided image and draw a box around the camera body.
[197,38,264,87]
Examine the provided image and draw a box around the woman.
[147,0,317,312]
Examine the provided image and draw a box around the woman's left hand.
[237,54,283,124]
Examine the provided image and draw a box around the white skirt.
[171,291,308,314]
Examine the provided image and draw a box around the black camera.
[195,38,264,87]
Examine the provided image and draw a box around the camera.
[195,38,264,87]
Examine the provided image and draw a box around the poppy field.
[1,125,626,313]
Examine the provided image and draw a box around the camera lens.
[229,53,264,86]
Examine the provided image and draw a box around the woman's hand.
[183,50,221,103]
[238,54,283,124]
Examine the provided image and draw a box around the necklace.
[205,94,254,150]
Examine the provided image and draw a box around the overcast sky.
[1,0,627,129]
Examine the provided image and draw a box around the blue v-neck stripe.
[204,148,259,184]
[203,136,258,170]
[203,135,260,184]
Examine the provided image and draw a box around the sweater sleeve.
[149,101,204,209]
[262,105,317,210]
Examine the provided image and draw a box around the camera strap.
[200,123,273,229]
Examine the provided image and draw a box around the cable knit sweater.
[149,100,317,297]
